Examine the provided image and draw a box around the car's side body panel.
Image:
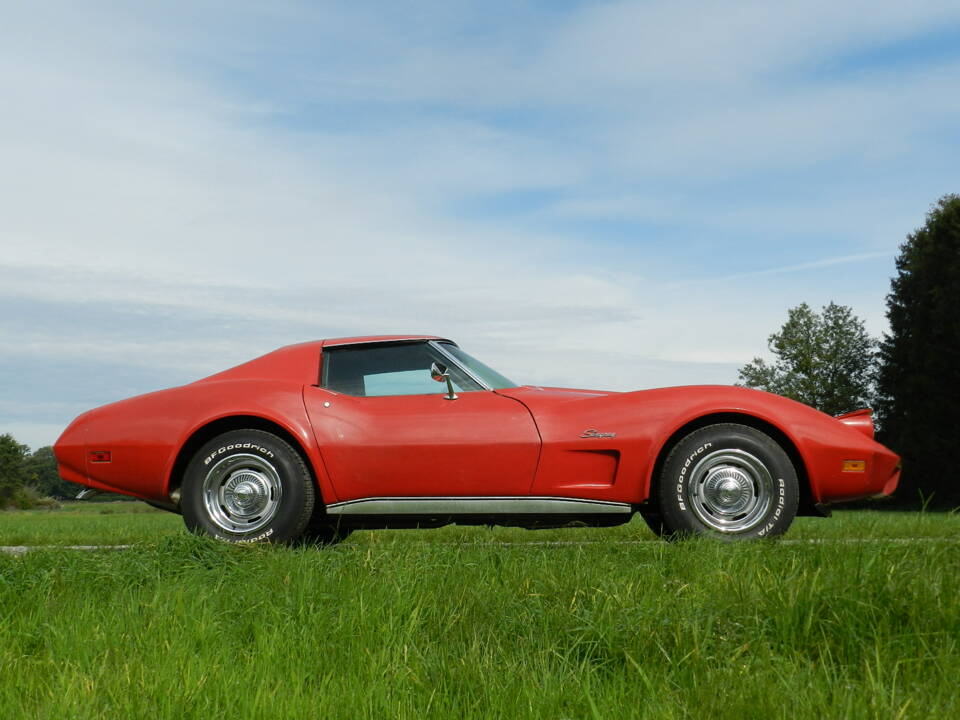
[500,385,899,505]
[54,342,337,504]
[496,387,639,501]
[55,380,337,504]
[303,386,541,500]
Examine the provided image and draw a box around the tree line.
[738,194,960,508]
[0,435,80,509]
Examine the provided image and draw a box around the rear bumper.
[876,466,901,498]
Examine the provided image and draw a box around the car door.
[303,341,541,502]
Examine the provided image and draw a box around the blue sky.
[2,1,959,449]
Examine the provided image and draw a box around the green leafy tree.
[25,446,81,498]
[0,433,33,506]
[738,302,878,415]
[876,194,960,508]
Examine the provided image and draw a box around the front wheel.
[181,429,315,543]
[657,423,799,539]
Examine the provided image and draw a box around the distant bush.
[3,484,61,511]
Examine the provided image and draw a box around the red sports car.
[54,335,900,543]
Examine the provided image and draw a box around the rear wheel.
[300,504,353,546]
[657,423,799,539]
[181,429,314,543]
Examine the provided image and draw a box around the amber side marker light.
[842,460,866,473]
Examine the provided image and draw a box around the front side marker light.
[842,460,866,473]
[89,450,112,463]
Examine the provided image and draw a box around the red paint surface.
[54,338,901,508]
[835,408,875,439]
[304,388,539,500]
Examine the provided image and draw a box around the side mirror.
[430,361,458,401]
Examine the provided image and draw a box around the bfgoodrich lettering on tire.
[657,423,799,539]
[181,429,315,544]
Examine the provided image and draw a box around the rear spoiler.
[835,408,874,439]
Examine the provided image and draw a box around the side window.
[322,343,482,397]
[365,369,445,397]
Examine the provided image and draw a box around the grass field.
[1,505,958,719]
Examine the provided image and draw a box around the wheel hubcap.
[202,454,282,534]
[688,449,774,533]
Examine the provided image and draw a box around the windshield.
[436,342,518,390]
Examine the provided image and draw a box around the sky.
[2,1,959,450]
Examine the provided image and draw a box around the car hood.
[499,385,617,400]
[500,383,816,415]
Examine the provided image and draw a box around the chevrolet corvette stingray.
[54,336,900,543]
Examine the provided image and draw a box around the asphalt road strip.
[2,537,958,555]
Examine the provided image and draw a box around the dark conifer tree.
[876,194,960,508]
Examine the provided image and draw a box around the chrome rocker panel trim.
[326,496,633,516]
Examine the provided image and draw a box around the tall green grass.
[1,508,958,719]
[2,501,958,545]
[0,502,181,545]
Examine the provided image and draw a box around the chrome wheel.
[201,453,283,534]
[687,449,774,533]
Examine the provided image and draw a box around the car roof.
[322,335,453,348]
[197,336,456,385]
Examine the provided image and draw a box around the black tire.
[299,505,353,546]
[299,522,353,547]
[657,423,799,539]
[181,429,315,544]
[640,512,668,538]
